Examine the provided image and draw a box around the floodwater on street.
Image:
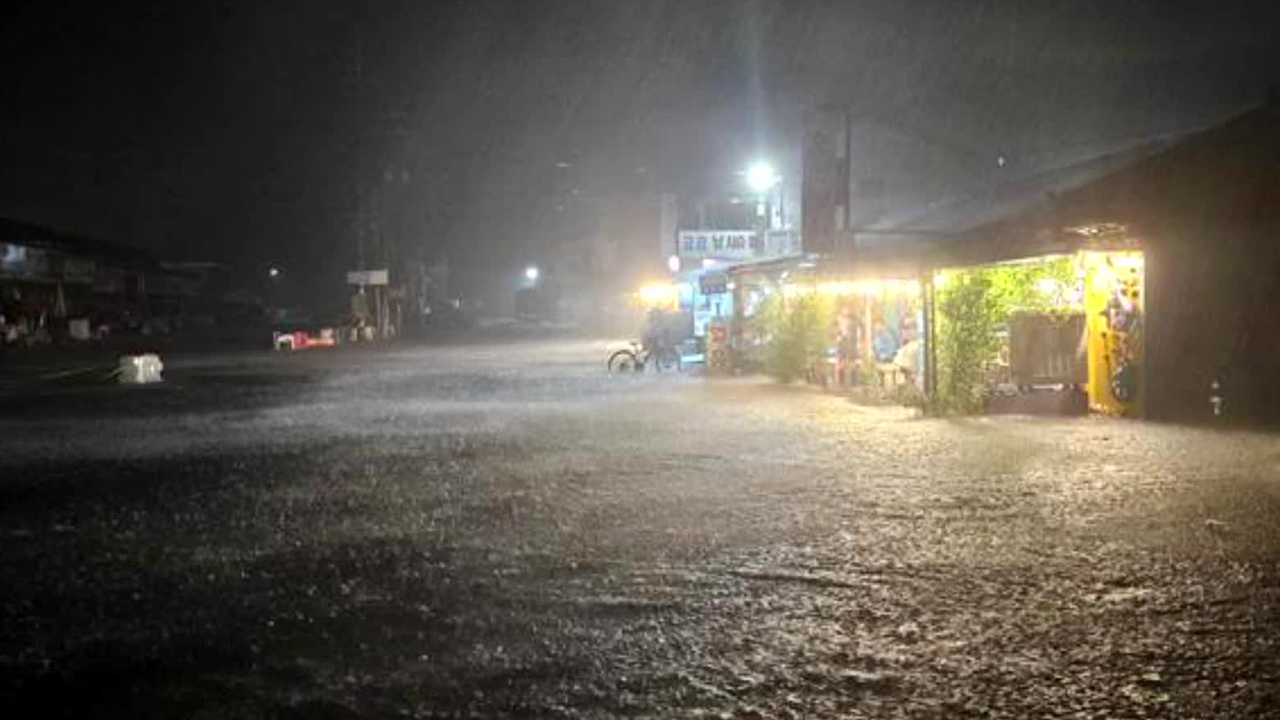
[2,338,1279,718]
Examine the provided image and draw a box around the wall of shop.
[1053,106,1280,424]
[1142,225,1280,424]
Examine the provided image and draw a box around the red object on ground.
[273,329,336,350]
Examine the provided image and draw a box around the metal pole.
[842,107,853,234]
[923,273,938,404]
[863,293,874,373]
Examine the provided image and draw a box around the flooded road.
[2,339,1278,718]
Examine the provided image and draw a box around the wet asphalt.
[1,338,1279,719]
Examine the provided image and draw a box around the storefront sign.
[677,230,760,260]
[706,318,731,374]
[699,273,729,294]
[764,230,800,256]
[346,269,389,286]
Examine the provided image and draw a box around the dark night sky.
[2,0,1277,302]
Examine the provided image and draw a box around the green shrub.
[932,256,1077,414]
[758,292,835,383]
[935,271,1001,413]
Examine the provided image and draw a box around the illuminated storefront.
[929,248,1145,416]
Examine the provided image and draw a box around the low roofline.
[725,252,815,276]
[0,217,160,268]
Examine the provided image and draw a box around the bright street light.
[525,266,540,282]
[268,266,281,279]
[746,162,779,193]
[667,255,681,273]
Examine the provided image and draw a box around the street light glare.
[525,266,540,281]
[268,267,281,278]
[746,162,779,192]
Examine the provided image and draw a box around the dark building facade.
[1048,105,1280,424]
[1,218,216,343]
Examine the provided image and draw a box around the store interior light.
[801,279,921,296]
[637,282,677,305]
[817,280,859,296]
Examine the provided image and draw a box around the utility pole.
[342,37,412,339]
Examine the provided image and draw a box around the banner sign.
[677,230,760,260]
[346,269,389,286]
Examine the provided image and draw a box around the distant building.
[1,218,248,343]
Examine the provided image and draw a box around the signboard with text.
[346,269,389,286]
[676,230,760,260]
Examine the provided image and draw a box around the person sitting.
[894,338,922,387]
[872,320,898,362]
